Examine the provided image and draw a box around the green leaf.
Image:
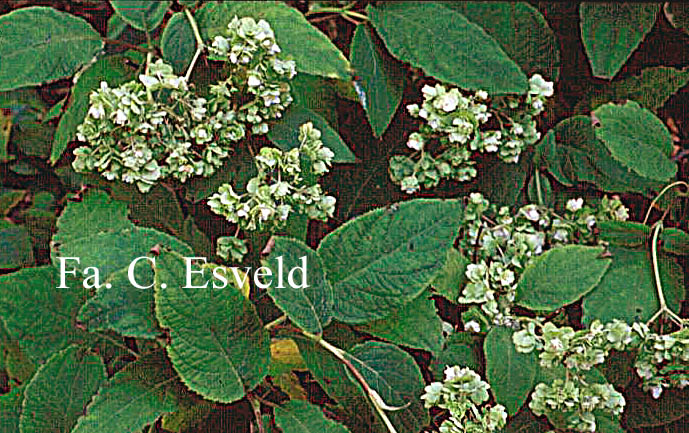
[275,400,351,433]
[184,143,257,202]
[503,409,551,433]
[477,148,532,209]
[264,237,333,335]
[51,55,137,164]
[582,246,683,324]
[431,249,469,301]
[661,227,689,255]
[432,332,482,377]
[580,3,659,79]
[484,326,538,415]
[318,199,462,323]
[536,116,663,196]
[106,14,128,40]
[54,189,192,338]
[43,98,66,123]
[350,24,404,137]
[0,385,24,433]
[110,0,170,32]
[111,183,185,235]
[598,220,651,248]
[72,351,179,433]
[179,216,213,257]
[515,245,611,311]
[0,7,104,91]
[444,2,560,81]
[0,267,87,363]
[267,104,355,163]
[290,74,351,127]
[575,66,689,113]
[154,250,270,403]
[0,223,34,269]
[161,12,196,75]
[19,345,106,433]
[357,290,443,354]
[348,341,428,433]
[196,2,350,79]
[12,121,54,159]
[368,2,528,94]
[594,101,676,181]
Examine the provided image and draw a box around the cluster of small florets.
[632,324,689,398]
[457,194,629,321]
[529,378,625,432]
[208,16,296,135]
[73,16,295,192]
[389,74,554,194]
[421,366,507,433]
[208,123,335,261]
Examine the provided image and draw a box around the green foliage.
[318,199,462,323]
[154,250,270,403]
[515,245,611,311]
[0,7,104,91]
[580,3,659,79]
[2,2,689,432]
[369,2,528,94]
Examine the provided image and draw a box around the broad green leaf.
[290,74,352,127]
[19,345,106,433]
[350,24,404,137]
[264,237,333,335]
[594,101,676,181]
[485,326,538,415]
[111,183,185,235]
[161,12,196,75]
[598,220,651,248]
[580,3,659,79]
[154,251,270,403]
[110,0,170,32]
[12,121,54,159]
[661,227,689,255]
[72,352,179,433]
[0,223,34,269]
[43,98,66,122]
[357,290,443,354]
[0,7,104,91]
[196,2,350,79]
[432,332,482,377]
[275,400,351,433]
[0,386,24,433]
[54,189,192,338]
[582,246,683,324]
[431,249,470,301]
[515,245,611,311]
[527,171,553,207]
[348,341,428,433]
[267,104,355,163]
[575,66,689,113]
[318,199,463,323]
[106,14,128,40]
[0,266,87,363]
[368,2,528,94]
[477,147,532,209]
[53,190,131,246]
[536,116,663,196]
[444,2,560,81]
[596,413,627,433]
[179,216,213,258]
[77,264,160,339]
[51,55,137,164]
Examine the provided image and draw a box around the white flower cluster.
[457,193,629,322]
[208,16,296,135]
[421,366,507,433]
[389,74,553,194]
[633,324,689,398]
[73,16,295,192]
[208,123,335,260]
[529,379,625,432]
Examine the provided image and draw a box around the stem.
[344,10,368,21]
[144,28,154,102]
[184,8,205,82]
[248,395,265,433]
[264,315,287,331]
[302,331,399,433]
[642,181,689,225]
[534,170,544,206]
[647,222,685,328]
